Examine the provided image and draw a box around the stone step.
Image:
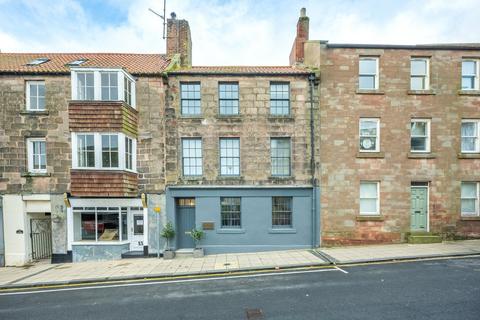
[408,233,443,244]
[175,248,195,258]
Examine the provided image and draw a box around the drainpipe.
[308,73,316,248]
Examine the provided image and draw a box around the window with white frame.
[101,134,119,168]
[461,182,479,216]
[71,68,136,107]
[72,206,131,242]
[410,58,429,90]
[125,136,133,170]
[461,120,480,153]
[360,181,380,215]
[359,57,379,90]
[462,60,479,90]
[220,138,240,176]
[410,119,431,152]
[27,138,47,173]
[219,82,239,115]
[271,138,291,176]
[76,72,94,100]
[359,118,380,152]
[182,138,202,176]
[72,132,136,171]
[180,83,201,115]
[101,72,118,100]
[270,82,290,116]
[26,81,45,111]
[272,197,293,228]
[220,197,241,228]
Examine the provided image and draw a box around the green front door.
[411,187,428,231]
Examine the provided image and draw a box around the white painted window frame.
[26,80,46,111]
[359,118,380,152]
[70,67,136,108]
[360,181,380,216]
[410,119,431,153]
[410,58,430,90]
[71,132,136,172]
[461,59,480,90]
[181,137,203,176]
[359,57,379,90]
[461,181,480,217]
[27,137,47,173]
[461,119,480,153]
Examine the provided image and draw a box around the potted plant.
[190,228,205,258]
[160,222,176,259]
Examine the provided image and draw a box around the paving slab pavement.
[0,249,327,288]
[318,239,480,264]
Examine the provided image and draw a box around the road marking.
[0,267,343,296]
[334,266,349,274]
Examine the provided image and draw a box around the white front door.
[129,210,144,251]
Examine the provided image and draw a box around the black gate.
[30,219,52,260]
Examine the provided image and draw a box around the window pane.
[462,137,476,152]
[360,199,377,213]
[411,60,426,76]
[272,197,292,228]
[97,211,119,241]
[359,59,377,74]
[221,197,241,228]
[360,183,377,198]
[360,120,377,136]
[461,199,476,214]
[411,137,427,151]
[359,76,375,89]
[410,77,425,90]
[462,77,475,90]
[462,61,476,75]
[462,122,476,136]
[461,182,477,198]
[182,138,202,176]
[411,122,427,136]
[81,213,96,240]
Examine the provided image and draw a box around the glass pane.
[411,137,427,151]
[411,122,427,136]
[38,97,45,109]
[462,137,476,152]
[97,212,119,241]
[461,199,476,214]
[81,213,96,240]
[360,183,377,198]
[133,215,144,235]
[462,61,476,75]
[30,96,37,109]
[360,120,377,136]
[462,122,476,136]
[121,213,128,240]
[101,73,108,86]
[101,87,109,100]
[461,182,477,198]
[360,199,377,213]
[462,77,475,90]
[411,60,426,76]
[359,59,377,74]
[359,76,375,89]
[410,77,425,90]
[38,84,45,97]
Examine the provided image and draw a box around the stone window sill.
[269,175,295,180]
[20,111,49,116]
[356,152,385,158]
[460,216,480,221]
[181,176,203,181]
[356,89,385,95]
[268,115,295,121]
[215,115,243,121]
[21,172,51,177]
[217,228,246,234]
[407,90,436,95]
[217,175,244,181]
[408,153,436,159]
[179,116,204,120]
[458,153,480,159]
[268,228,297,234]
[458,90,480,96]
[356,215,384,221]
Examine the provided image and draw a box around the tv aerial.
[149,0,167,39]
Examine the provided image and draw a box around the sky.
[0,0,479,66]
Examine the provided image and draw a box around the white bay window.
[72,132,136,172]
[71,68,136,108]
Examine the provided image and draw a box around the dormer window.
[71,68,136,108]
[26,58,50,66]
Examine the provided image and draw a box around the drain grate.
[245,308,264,319]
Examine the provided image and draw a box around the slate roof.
[0,53,171,75]
[168,66,312,75]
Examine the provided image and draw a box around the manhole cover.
[245,308,264,319]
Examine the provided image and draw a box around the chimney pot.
[170,12,176,19]
[300,8,306,17]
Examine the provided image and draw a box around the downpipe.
[308,73,317,248]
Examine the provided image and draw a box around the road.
[0,257,479,319]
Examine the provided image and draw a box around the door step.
[175,248,195,258]
[121,251,148,259]
[407,233,442,244]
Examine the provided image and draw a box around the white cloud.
[0,0,478,65]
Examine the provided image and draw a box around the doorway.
[129,207,144,251]
[175,198,196,249]
[410,183,429,231]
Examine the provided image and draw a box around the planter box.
[193,248,204,258]
[163,250,175,260]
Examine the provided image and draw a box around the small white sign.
[137,220,144,226]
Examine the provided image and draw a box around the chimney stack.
[289,8,309,66]
[166,12,192,67]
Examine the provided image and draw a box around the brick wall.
[165,75,313,186]
[318,47,480,245]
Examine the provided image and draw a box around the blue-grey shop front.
[166,187,318,254]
